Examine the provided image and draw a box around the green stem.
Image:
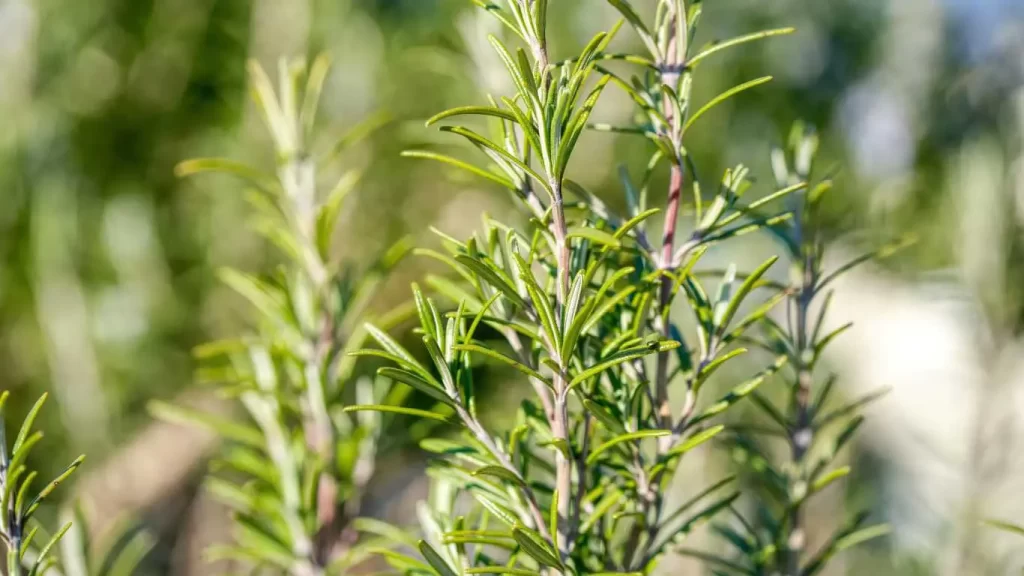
[785,189,817,576]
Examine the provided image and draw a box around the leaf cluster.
[352,2,821,575]
[0,393,84,576]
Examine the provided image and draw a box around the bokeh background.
[2,0,1024,573]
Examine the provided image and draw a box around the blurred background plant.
[1,0,1024,574]
[147,54,418,575]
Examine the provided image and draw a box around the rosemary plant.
[150,56,412,575]
[714,125,894,575]
[350,1,818,574]
[0,393,84,576]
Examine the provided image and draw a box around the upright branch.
[653,3,689,440]
[375,1,807,575]
[780,130,820,575]
[714,124,893,575]
[532,3,574,558]
[154,55,411,575]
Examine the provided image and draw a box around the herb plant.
[0,3,902,576]
[344,2,873,575]
[708,125,893,575]
[150,56,413,575]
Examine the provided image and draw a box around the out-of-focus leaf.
[148,401,263,448]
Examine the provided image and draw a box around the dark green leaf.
[512,526,562,569]
[418,540,459,576]
[473,465,526,486]
[379,367,456,407]
[570,341,679,388]
[688,356,787,427]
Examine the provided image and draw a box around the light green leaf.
[456,344,548,383]
[800,519,890,575]
[320,110,392,163]
[402,150,516,190]
[342,405,450,422]
[25,455,84,518]
[427,105,519,127]
[683,76,774,134]
[352,517,420,549]
[606,0,661,58]
[673,548,754,574]
[300,53,331,138]
[148,401,263,448]
[811,466,850,495]
[613,208,660,240]
[468,561,540,569]
[579,489,623,535]
[13,394,47,455]
[697,348,748,384]
[364,322,423,369]
[456,254,530,310]
[686,28,796,68]
[815,388,890,429]
[984,519,1024,537]
[688,356,787,426]
[473,492,519,527]
[587,430,670,464]
[217,269,288,321]
[566,226,621,248]
[666,425,725,458]
[174,158,279,192]
[30,522,72,576]
[716,256,778,335]
[442,126,552,196]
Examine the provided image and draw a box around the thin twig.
[454,405,552,541]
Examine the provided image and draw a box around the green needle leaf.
[587,430,671,464]
[456,344,548,383]
[426,105,520,127]
[148,401,264,448]
[684,76,774,134]
[570,341,680,388]
[512,526,563,569]
[402,150,517,190]
[686,28,796,68]
[342,405,451,422]
[418,540,459,576]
